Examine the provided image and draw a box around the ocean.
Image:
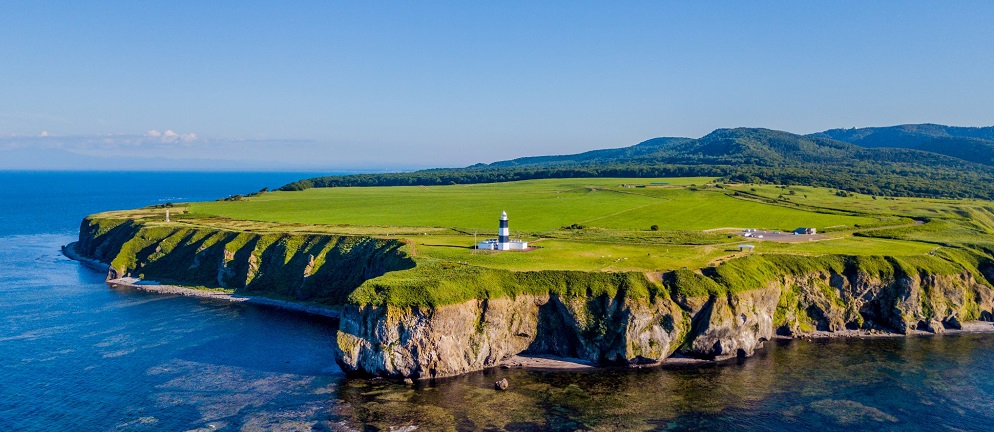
[1,171,993,431]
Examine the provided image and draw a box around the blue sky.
[1,1,993,170]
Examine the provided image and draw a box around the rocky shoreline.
[336,263,994,380]
[500,322,994,372]
[62,242,340,319]
[784,320,994,339]
[64,225,994,381]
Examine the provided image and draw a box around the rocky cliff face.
[335,292,692,379]
[336,264,994,379]
[772,269,994,335]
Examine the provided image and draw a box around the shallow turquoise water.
[1,172,993,431]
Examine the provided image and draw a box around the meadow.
[158,177,988,273]
[188,178,876,232]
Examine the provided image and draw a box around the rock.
[682,286,779,360]
[403,378,414,385]
[944,315,963,330]
[926,319,945,334]
[495,378,509,391]
[335,291,690,379]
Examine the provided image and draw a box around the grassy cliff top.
[82,177,994,307]
[185,177,874,232]
[115,177,994,274]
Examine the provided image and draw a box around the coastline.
[62,242,340,319]
[62,241,994,374]
[62,242,113,274]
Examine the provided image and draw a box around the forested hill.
[481,137,694,168]
[281,126,994,199]
[812,124,994,166]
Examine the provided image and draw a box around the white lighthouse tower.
[477,211,528,251]
[498,210,510,250]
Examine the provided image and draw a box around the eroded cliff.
[336,254,994,379]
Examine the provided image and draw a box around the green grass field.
[143,177,992,273]
[731,183,994,220]
[87,176,994,308]
[188,178,876,232]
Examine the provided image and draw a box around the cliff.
[74,215,994,380]
[75,215,414,303]
[336,254,994,379]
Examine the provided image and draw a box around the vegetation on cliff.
[78,175,994,311]
[76,214,413,304]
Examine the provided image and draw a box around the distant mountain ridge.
[480,137,694,168]
[477,126,993,169]
[282,124,994,199]
[812,124,994,166]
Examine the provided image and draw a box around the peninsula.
[68,126,994,380]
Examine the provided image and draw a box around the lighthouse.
[498,211,510,250]
[476,211,528,251]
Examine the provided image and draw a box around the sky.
[1,1,993,171]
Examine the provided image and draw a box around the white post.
[165,209,170,222]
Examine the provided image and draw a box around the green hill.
[281,126,994,199]
[482,137,693,167]
[813,124,994,166]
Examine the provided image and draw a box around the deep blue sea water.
[2,171,994,431]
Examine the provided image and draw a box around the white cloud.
[39,130,49,137]
[144,129,197,144]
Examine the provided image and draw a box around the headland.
[65,175,994,380]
